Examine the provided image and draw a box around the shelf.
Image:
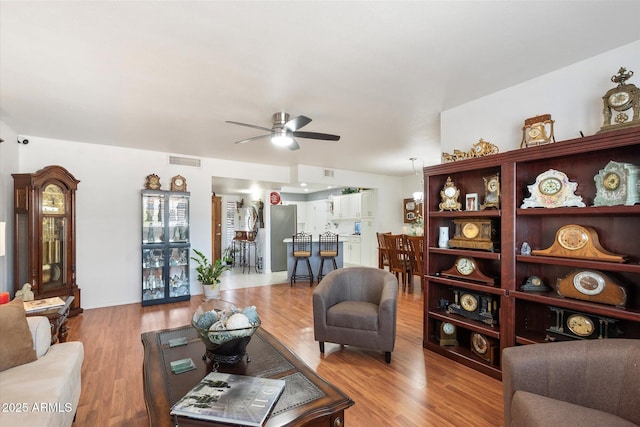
[517,205,640,216]
[428,310,501,339]
[429,210,501,218]
[430,247,501,260]
[511,290,640,322]
[427,275,503,295]
[423,126,640,379]
[516,255,640,273]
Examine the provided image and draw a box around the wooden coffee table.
[142,325,354,427]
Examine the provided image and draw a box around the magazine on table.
[23,296,66,313]
[170,372,285,426]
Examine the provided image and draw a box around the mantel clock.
[598,67,640,133]
[12,165,82,316]
[547,306,621,340]
[556,270,627,307]
[447,289,498,325]
[531,224,626,263]
[593,161,640,206]
[439,176,462,211]
[447,218,498,252]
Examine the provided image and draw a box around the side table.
[26,295,74,344]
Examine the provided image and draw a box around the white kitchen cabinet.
[342,235,361,265]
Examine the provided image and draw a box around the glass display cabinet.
[12,165,82,316]
[141,190,190,306]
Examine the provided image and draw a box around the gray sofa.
[312,267,398,363]
[502,339,640,427]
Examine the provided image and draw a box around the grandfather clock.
[12,165,82,316]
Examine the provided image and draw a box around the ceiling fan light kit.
[227,112,340,151]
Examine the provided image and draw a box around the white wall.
[0,121,20,294]
[441,41,640,154]
[3,135,403,308]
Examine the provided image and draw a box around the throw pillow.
[0,298,37,371]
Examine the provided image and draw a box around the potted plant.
[191,249,231,300]
[222,246,234,266]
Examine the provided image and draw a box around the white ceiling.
[1,1,639,187]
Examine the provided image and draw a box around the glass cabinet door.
[168,194,189,243]
[142,192,165,244]
[168,247,189,297]
[142,248,165,301]
[41,184,67,293]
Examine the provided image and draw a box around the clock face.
[471,333,488,354]
[487,178,498,192]
[608,91,631,109]
[455,257,476,276]
[557,226,589,250]
[528,126,542,139]
[603,172,621,191]
[566,314,595,337]
[460,293,478,312]
[573,271,605,296]
[175,178,184,186]
[462,223,480,239]
[42,184,66,214]
[538,177,562,196]
[442,322,456,335]
[444,186,457,198]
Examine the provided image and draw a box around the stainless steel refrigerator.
[270,205,296,271]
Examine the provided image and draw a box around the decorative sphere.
[241,306,259,324]
[195,310,217,329]
[226,313,251,337]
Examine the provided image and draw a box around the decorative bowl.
[191,299,260,364]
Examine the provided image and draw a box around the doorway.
[211,195,222,261]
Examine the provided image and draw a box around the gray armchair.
[502,339,640,427]
[312,267,398,363]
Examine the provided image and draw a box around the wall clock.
[521,169,585,208]
[403,198,422,223]
[441,256,494,285]
[439,176,462,211]
[437,321,459,347]
[531,224,626,262]
[447,289,498,325]
[598,67,640,133]
[556,270,627,307]
[593,161,640,206]
[480,173,500,210]
[547,306,621,340]
[170,175,187,192]
[470,332,498,364]
[447,218,498,252]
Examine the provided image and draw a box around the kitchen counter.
[283,238,344,282]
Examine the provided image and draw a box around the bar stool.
[291,232,314,286]
[317,231,339,282]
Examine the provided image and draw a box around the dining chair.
[291,232,314,286]
[383,234,411,289]
[376,232,391,270]
[405,234,425,290]
[317,231,339,282]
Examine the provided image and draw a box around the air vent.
[169,155,201,168]
[323,169,335,177]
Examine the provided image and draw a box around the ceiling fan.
[226,112,340,151]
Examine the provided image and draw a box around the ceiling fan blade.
[292,131,340,141]
[226,121,272,132]
[288,139,301,151]
[234,134,270,144]
[284,115,311,131]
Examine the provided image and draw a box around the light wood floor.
[66,279,504,426]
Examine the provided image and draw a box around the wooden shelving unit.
[423,127,640,379]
